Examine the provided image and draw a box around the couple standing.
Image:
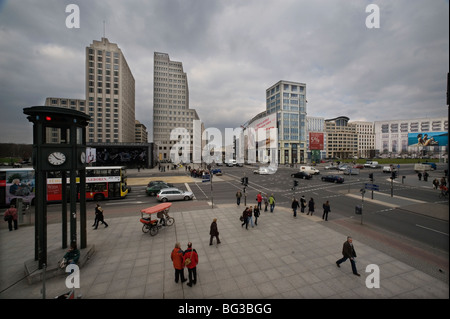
[171,242,199,287]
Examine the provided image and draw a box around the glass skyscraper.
[266,80,307,164]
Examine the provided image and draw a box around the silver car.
[156,187,194,202]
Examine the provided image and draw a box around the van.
[364,161,379,168]
[299,166,320,175]
[414,163,434,172]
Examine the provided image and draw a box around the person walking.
[268,194,275,213]
[93,203,109,229]
[3,204,18,231]
[253,205,260,225]
[236,191,242,206]
[336,236,360,276]
[263,193,269,212]
[209,218,221,245]
[248,206,255,227]
[433,178,440,189]
[241,207,250,229]
[291,197,300,217]
[300,195,306,213]
[307,198,315,215]
[183,242,199,287]
[322,200,331,221]
[171,242,187,284]
[256,192,262,211]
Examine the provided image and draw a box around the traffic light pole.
[391,177,394,197]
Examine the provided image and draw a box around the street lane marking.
[185,183,196,200]
[415,224,449,236]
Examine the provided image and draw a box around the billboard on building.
[407,132,448,147]
[309,132,324,150]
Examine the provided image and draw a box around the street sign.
[365,183,379,191]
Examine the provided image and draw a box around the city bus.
[0,166,128,206]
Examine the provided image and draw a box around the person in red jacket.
[183,242,199,287]
[256,192,262,210]
[3,204,18,231]
[171,242,187,284]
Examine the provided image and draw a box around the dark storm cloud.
[0,0,448,144]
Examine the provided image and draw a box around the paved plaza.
[0,200,448,299]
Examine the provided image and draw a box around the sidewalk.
[1,203,448,299]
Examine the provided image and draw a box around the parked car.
[156,188,194,202]
[353,164,364,169]
[146,182,173,196]
[321,175,344,183]
[291,172,312,179]
[211,168,222,175]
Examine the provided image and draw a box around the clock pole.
[24,106,90,269]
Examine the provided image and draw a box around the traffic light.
[391,171,397,179]
[294,180,299,187]
[369,173,373,181]
[241,177,248,186]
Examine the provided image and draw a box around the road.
[9,162,448,255]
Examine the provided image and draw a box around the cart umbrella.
[141,203,172,214]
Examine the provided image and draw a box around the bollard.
[16,198,23,224]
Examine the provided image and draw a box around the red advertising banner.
[309,132,324,150]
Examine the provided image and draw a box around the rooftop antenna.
[103,20,106,38]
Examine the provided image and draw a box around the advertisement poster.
[407,132,448,147]
[309,132,324,150]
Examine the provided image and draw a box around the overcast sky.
[0,0,448,145]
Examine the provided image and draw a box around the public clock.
[48,152,66,166]
[80,151,86,164]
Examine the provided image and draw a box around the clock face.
[48,152,66,166]
[80,152,86,164]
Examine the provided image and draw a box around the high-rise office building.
[85,38,135,143]
[153,52,200,161]
[266,80,307,164]
[135,120,148,143]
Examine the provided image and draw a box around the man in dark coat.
[209,218,221,245]
[336,236,360,276]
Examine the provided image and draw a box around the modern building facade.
[353,121,375,158]
[153,52,200,162]
[85,37,135,143]
[324,116,357,159]
[135,120,148,143]
[374,117,448,157]
[266,80,307,164]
